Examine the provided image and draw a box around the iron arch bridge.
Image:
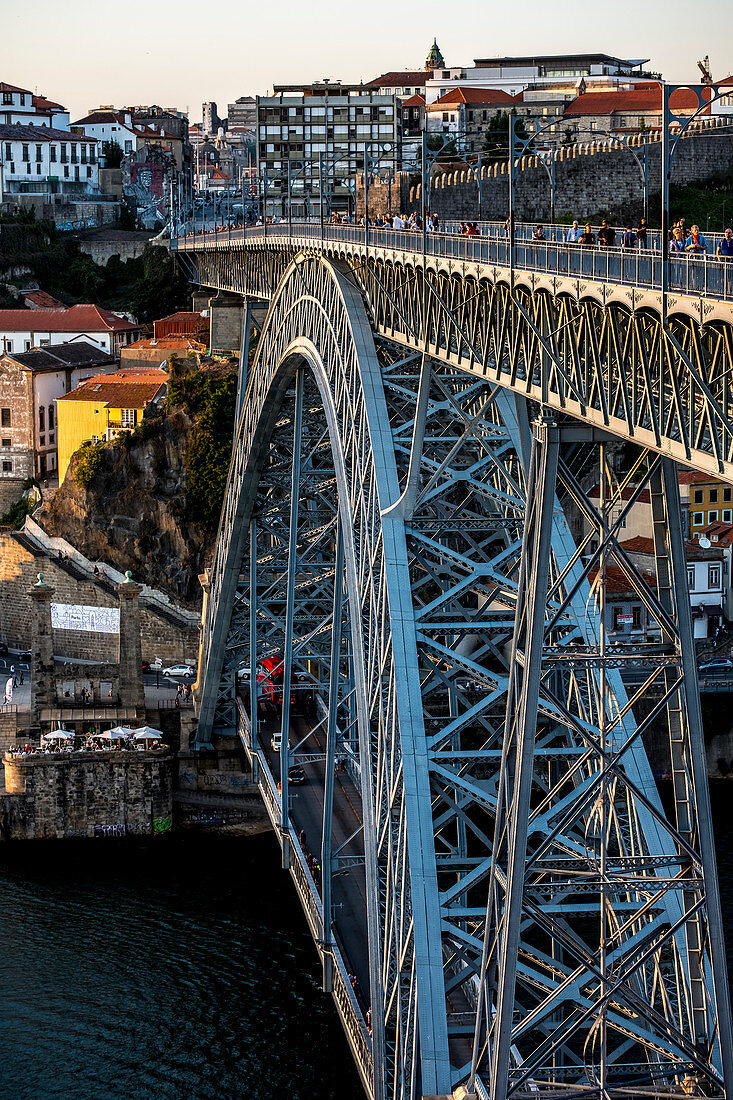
[175,229,733,1100]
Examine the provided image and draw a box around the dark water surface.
[0,831,362,1100]
[1,791,732,1100]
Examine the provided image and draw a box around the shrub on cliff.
[73,441,107,489]
[165,360,238,531]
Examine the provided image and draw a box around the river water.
[1,790,731,1100]
[0,832,361,1100]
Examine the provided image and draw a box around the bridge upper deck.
[174,221,733,309]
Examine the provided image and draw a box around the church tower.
[425,38,445,71]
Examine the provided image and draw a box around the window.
[2,92,12,105]
[725,488,732,503]
[39,407,45,432]
[709,565,721,588]
[4,143,10,160]
[632,606,643,631]
[124,140,132,154]
[87,166,92,178]
[1,438,9,448]
[693,489,703,504]
[692,511,704,526]
[48,405,54,430]
[120,409,136,426]
[21,143,29,162]
[39,436,45,447]
[35,144,42,162]
[710,488,719,504]
[0,409,11,428]
[688,567,695,589]
[50,145,56,163]
[1,460,11,473]
[724,509,732,523]
[36,163,41,175]
[709,510,719,523]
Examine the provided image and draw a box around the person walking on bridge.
[621,225,638,249]
[578,224,596,246]
[598,219,615,248]
[717,228,733,258]
[566,220,582,243]
[669,226,686,253]
[685,225,708,254]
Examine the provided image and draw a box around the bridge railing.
[175,222,733,301]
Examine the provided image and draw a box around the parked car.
[699,658,733,672]
[161,663,196,679]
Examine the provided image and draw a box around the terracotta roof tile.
[0,123,96,143]
[564,84,704,117]
[0,305,139,332]
[430,87,519,107]
[23,290,66,310]
[59,373,166,407]
[588,564,657,592]
[367,71,430,88]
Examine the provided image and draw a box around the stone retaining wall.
[0,532,198,663]
[358,122,733,224]
[2,749,174,839]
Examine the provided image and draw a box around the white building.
[621,536,726,640]
[258,85,400,217]
[0,305,143,357]
[71,108,139,158]
[0,81,70,129]
[424,53,660,105]
[0,124,99,202]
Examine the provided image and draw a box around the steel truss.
[194,253,731,1100]
[176,238,733,479]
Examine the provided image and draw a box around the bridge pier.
[208,293,244,355]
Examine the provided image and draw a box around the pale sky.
[4,0,733,122]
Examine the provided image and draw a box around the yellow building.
[686,479,733,534]
[57,370,167,483]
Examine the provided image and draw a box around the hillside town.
[2,27,733,1100]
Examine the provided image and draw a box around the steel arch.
[196,253,453,1097]
[194,251,731,1100]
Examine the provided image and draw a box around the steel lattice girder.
[194,254,731,1100]
[176,240,733,481]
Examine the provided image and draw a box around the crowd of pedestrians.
[179,207,733,264]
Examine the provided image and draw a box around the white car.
[161,664,196,680]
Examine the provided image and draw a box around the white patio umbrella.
[104,726,135,738]
[133,726,163,739]
[42,729,75,743]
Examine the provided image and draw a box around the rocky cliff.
[41,407,215,609]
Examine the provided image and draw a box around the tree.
[101,140,124,168]
[130,245,189,323]
[482,110,528,162]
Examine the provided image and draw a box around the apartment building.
[257,84,400,217]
